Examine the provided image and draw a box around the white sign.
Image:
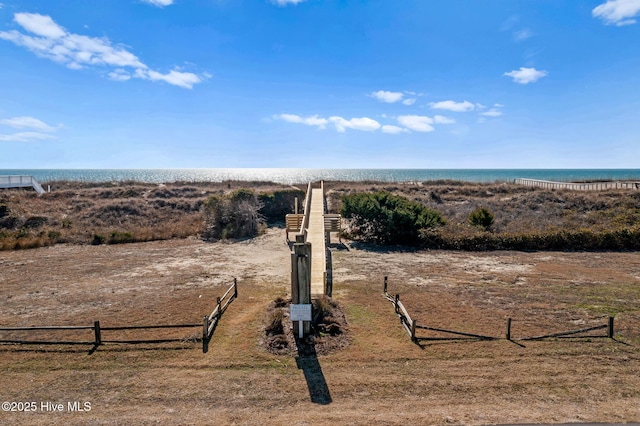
[290,304,312,321]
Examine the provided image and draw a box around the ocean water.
[1,169,640,185]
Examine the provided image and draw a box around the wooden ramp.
[306,187,326,298]
[289,182,339,300]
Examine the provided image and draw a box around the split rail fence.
[383,277,615,344]
[0,279,238,353]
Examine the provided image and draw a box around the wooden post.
[506,318,512,340]
[395,294,400,314]
[233,277,238,299]
[203,315,209,353]
[291,252,299,304]
[608,316,614,339]
[411,320,417,343]
[384,276,388,294]
[294,242,312,337]
[93,321,102,347]
[294,197,298,215]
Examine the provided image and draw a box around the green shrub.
[203,189,265,240]
[258,189,305,223]
[92,234,106,245]
[109,231,134,244]
[469,207,494,231]
[340,191,445,245]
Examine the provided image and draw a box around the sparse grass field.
[1,181,640,424]
[1,224,639,425]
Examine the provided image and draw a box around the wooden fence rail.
[383,276,615,345]
[204,278,238,346]
[0,279,238,353]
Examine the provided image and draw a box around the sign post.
[290,304,312,339]
[291,241,312,338]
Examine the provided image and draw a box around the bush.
[92,234,106,245]
[109,231,134,244]
[258,189,305,223]
[340,191,445,245]
[469,207,494,231]
[203,189,265,240]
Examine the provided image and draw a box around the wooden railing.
[515,178,640,191]
[203,279,238,352]
[0,175,45,194]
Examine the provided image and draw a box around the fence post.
[233,277,238,299]
[217,297,222,319]
[395,294,400,315]
[202,315,209,353]
[506,318,512,340]
[384,276,388,294]
[411,320,417,343]
[93,321,102,347]
[608,316,614,339]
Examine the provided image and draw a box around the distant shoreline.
[2,168,640,185]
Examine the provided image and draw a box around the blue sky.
[0,0,639,169]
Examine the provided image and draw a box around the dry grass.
[1,181,640,424]
[0,227,639,424]
[325,180,640,250]
[0,181,303,249]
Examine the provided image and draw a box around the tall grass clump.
[340,191,445,245]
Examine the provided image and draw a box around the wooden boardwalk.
[306,187,326,297]
[514,178,639,191]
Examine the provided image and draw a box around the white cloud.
[14,12,66,39]
[371,90,404,103]
[481,109,503,117]
[273,113,381,132]
[271,0,306,5]
[108,69,131,81]
[138,68,205,90]
[429,100,475,112]
[593,0,640,26]
[272,114,329,129]
[142,0,174,7]
[504,67,548,84]
[329,116,380,132]
[434,115,455,124]
[0,115,61,142]
[397,115,435,132]
[1,116,57,132]
[0,13,207,89]
[381,125,407,134]
[402,98,416,106]
[513,28,533,41]
[0,132,57,142]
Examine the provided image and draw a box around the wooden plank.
[0,325,93,331]
[520,324,607,341]
[414,324,496,340]
[100,324,200,330]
